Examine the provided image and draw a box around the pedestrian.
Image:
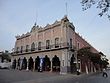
[102,68,108,78]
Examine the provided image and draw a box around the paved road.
[0,69,110,83]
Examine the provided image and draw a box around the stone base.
[60,72,67,74]
[60,66,71,74]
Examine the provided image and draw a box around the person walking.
[102,68,108,78]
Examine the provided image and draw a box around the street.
[0,69,110,83]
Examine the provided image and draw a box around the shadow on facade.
[12,55,61,72]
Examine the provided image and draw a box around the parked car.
[0,62,11,69]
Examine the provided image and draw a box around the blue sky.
[0,0,110,58]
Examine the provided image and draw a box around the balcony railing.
[12,42,76,55]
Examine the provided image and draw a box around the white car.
[0,62,11,69]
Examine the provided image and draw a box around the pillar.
[26,59,29,71]
[60,49,69,74]
[19,59,22,70]
[15,59,18,69]
[50,59,52,72]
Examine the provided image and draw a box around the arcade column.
[60,49,69,74]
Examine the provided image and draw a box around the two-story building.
[11,16,98,74]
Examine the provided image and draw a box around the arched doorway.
[43,55,51,71]
[52,55,60,72]
[35,56,40,71]
[22,57,27,70]
[12,59,16,69]
[70,54,76,73]
[28,57,34,70]
[17,58,20,70]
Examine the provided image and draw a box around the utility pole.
[65,2,68,16]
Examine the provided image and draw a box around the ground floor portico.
[11,48,100,74]
[11,49,79,74]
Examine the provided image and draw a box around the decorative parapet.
[15,35,21,39]
[44,24,51,28]
[16,32,30,40]
[61,15,69,22]
[15,16,74,40]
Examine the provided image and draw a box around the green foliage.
[90,53,101,64]
[78,47,109,68]
[100,59,109,68]
[99,51,109,68]
[81,0,110,20]
[77,47,92,57]
[0,50,11,62]
[77,47,101,64]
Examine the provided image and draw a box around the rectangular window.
[26,45,29,52]
[46,40,50,49]
[31,42,35,51]
[21,46,23,53]
[16,47,19,53]
[55,38,59,48]
[77,43,80,50]
[70,39,72,49]
[38,42,41,50]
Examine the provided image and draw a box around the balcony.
[12,42,75,55]
[69,45,76,51]
[46,46,50,49]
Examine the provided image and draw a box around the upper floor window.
[16,47,19,53]
[31,42,35,51]
[55,38,59,48]
[26,45,29,52]
[38,42,41,50]
[70,39,72,48]
[21,46,23,53]
[46,40,50,49]
[77,43,80,50]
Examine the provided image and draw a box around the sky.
[0,0,110,58]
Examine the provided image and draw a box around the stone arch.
[12,59,16,69]
[70,54,76,73]
[43,55,51,71]
[52,55,60,72]
[22,57,27,70]
[35,56,40,70]
[17,58,21,70]
[31,42,35,51]
[28,57,34,70]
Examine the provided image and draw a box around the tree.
[102,58,109,68]
[77,47,92,59]
[77,47,92,73]
[81,0,110,20]
[99,52,109,68]
[0,50,11,62]
[77,47,103,72]
[90,53,101,64]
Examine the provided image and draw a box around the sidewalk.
[13,71,102,83]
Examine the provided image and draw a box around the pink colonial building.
[12,16,98,74]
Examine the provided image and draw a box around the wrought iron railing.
[12,42,76,55]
